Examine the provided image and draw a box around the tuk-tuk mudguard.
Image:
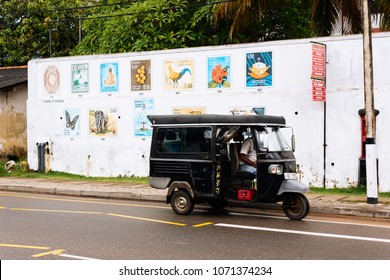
[150,176,171,189]
[277,179,309,196]
[166,181,195,202]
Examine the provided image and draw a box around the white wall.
[27,33,390,191]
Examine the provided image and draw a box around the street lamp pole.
[362,0,378,204]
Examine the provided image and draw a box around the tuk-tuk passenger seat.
[162,131,182,153]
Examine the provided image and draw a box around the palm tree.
[212,0,267,41]
[213,0,390,40]
[311,0,390,36]
[212,0,313,42]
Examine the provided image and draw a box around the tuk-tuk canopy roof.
[147,114,286,126]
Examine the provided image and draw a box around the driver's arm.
[239,153,256,168]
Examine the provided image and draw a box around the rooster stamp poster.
[131,60,151,91]
[246,51,273,87]
[208,56,231,89]
[88,108,119,137]
[100,63,119,92]
[63,108,80,137]
[163,59,194,91]
[71,63,89,93]
[134,99,154,137]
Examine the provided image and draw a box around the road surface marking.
[9,208,103,215]
[0,192,168,209]
[0,205,7,209]
[59,253,100,260]
[108,213,186,227]
[215,223,390,244]
[192,222,214,228]
[32,249,65,258]
[0,243,50,250]
[229,212,390,229]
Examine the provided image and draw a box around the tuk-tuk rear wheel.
[282,193,310,220]
[171,190,194,215]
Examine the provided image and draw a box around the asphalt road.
[1,191,389,260]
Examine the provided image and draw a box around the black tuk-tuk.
[147,114,310,220]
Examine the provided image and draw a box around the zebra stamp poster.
[88,108,119,137]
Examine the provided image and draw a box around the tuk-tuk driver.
[239,136,257,176]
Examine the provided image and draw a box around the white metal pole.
[362,0,378,204]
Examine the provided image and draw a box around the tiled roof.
[0,66,28,90]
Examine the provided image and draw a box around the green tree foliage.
[72,0,224,55]
[0,0,96,66]
[212,0,313,42]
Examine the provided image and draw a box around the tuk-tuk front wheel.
[282,193,310,220]
[171,190,194,215]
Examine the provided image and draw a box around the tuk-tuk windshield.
[255,127,292,152]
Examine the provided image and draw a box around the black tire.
[283,193,310,220]
[208,198,227,210]
[171,190,194,215]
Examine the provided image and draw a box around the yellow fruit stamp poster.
[131,60,151,91]
[163,59,194,90]
[88,108,119,137]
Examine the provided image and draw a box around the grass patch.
[0,159,149,184]
[1,159,389,198]
[310,186,390,198]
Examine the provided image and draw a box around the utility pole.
[49,28,53,57]
[362,0,378,204]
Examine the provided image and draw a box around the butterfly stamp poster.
[63,108,80,137]
[88,108,119,137]
[163,59,194,91]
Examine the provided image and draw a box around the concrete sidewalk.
[0,177,389,219]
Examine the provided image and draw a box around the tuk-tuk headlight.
[268,164,283,175]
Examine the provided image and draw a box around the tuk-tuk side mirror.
[258,133,269,152]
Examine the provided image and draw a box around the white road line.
[59,253,100,260]
[228,212,390,229]
[215,223,390,244]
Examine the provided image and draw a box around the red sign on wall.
[312,79,326,102]
[311,43,326,102]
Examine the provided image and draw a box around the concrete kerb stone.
[0,180,389,219]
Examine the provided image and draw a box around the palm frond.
[376,0,390,30]
[212,0,267,41]
[311,0,342,36]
